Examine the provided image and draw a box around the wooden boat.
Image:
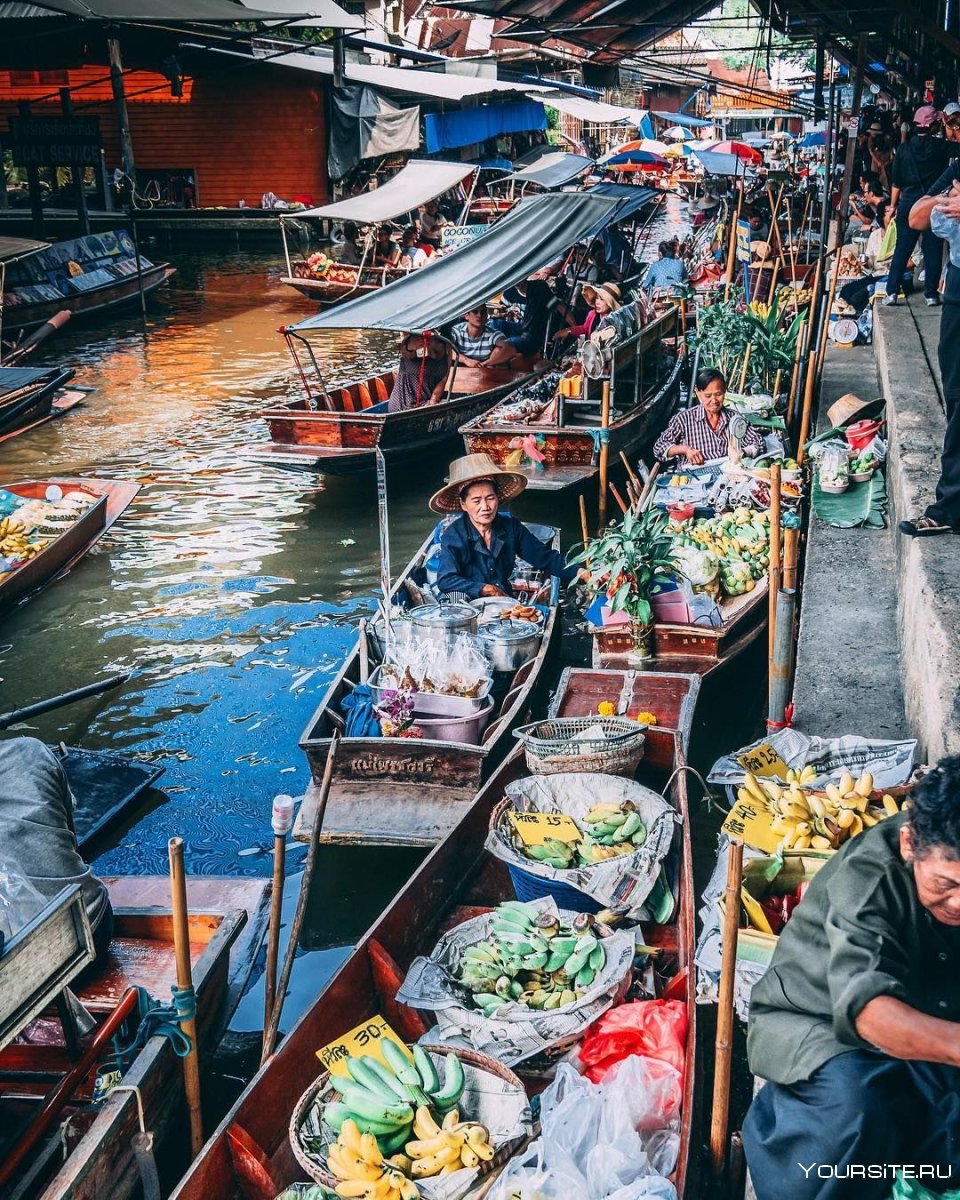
[167,667,701,1200]
[249,362,535,475]
[590,576,769,676]
[293,522,563,847]
[281,258,412,304]
[1,264,174,334]
[459,308,683,492]
[0,478,140,615]
[0,876,270,1200]
[0,390,87,447]
[0,366,76,438]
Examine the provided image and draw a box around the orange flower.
[633,710,658,725]
[597,701,617,717]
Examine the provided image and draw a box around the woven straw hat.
[429,453,528,514]
[582,282,622,311]
[826,392,885,427]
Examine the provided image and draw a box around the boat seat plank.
[295,778,476,847]
[372,377,390,403]
[357,383,373,409]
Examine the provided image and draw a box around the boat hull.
[0,478,140,615]
[1,266,175,333]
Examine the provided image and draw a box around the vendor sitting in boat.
[387,333,451,411]
[652,367,766,465]
[743,756,960,1200]
[556,282,622,342]
[432,453,578,600]
[448,305,521,370]
[0,737,113,967]
[373,225,401,268]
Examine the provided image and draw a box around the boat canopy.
[506,152,595,190]
[584,182,659,232]
[289,190,621,334]
[0,237,49,264]
[294,160,475,222]
[692,150,755,177]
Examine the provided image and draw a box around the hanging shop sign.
[5,115,103,168]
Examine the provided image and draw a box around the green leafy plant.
[571,507,680,626]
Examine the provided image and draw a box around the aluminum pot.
[408,603,478,646]
[413,697,494,746]
[480,620,542,673]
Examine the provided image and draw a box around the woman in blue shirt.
[431,454,578,599]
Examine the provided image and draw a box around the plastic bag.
[578,1000,688,1086]
[0,855,47,942]
[489,1060,680,1200]
[892,1175,960,1200]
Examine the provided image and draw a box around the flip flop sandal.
[898,515,958,537]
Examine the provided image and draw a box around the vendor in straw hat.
[556,282,622,342]
[432,454,580,600]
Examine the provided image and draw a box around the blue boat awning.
[289,191,622,334]
[652,110,714,129]
[693,150,754,177]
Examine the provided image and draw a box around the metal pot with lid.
[479,619,542,673]
[408,603,478,645]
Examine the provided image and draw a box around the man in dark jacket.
[883,106,952,306]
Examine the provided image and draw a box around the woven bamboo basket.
[289,1043,527,1193]
[513,716,646,777]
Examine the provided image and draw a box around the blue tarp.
[693,150,753,177]
[424,100,547,153]
[652,110,713,129]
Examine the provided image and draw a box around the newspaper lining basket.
[513,716,646,777]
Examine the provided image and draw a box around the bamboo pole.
[724,182,744,301]
[768,255,781,306]
[785,317,806,426]
[168,838,204,1158]
[782,527,800,589]
[768,463,782,668]
[609,483,628,515]
[796,350,817,465]
[738,344,752,393]
[768,588,797,727]
[579,493,590,550]
[710,837,745,1179]
[619,450,642,494]
[637,463,662,512]
[816,251,842,380]
[773,368,783,404]
[597,380,611,534]
[261,733,340,1062]
[358,618,369,684]
[262,792,294,1055]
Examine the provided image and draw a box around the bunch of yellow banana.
[0,516,25,538]
[328,1119,420,1200]
[739,770,902,852]
[405,1106,494,1177]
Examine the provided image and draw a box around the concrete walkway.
[793,297,960,759]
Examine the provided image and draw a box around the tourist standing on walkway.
[898,160,960,536]
[883,106,951,307]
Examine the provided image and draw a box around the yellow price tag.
[737,741,790,780]
[316,1016,411,1079]
[508,811,582,847]
[721,796,783,854]
[740,887,775,935]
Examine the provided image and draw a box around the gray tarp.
[290,190,621,334]
[328,85,421,182]
[0,237,48,263]
[506,152,595,190]
[584,182,659,233]
[692,150,753,177]
[298,160,473,221]
[2,0,309,17]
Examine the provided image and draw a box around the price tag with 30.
[721,796,783,855]
[316,1016,411,1079]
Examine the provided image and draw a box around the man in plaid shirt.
[653,368,767,465]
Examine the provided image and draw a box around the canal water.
[0,197,763,1052]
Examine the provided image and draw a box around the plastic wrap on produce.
[398,899,635,1066]
[297,1051,533,1200]
[485,774,679,918]
[694,837,779,1020]
[708,730,917,792]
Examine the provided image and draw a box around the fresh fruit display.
[321,1042,465,1156]
[738,770,902,851]
[849,450,878,475]
[455,901,606,1014]
[0,516,50,566]
[671,509,773,594]
[509,803,647,870]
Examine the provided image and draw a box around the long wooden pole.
[609,483,628,515]
[738,343,752,393]
[619,450,642,494]
[579,493,590,550]
[796,351,818,465]
[724,181,744,301]
[597,380,611,534]
[168,838,204,1159]
[261,733,340,1062]
[262,792,294,1057]
[816,251,842,380]
[637,463,662,512]
[782,526,800,589]
[785,317,806,426]
[768,463,782,665]
[710,837,745,1178]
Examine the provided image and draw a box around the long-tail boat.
[167,667,701,1200]
[459,307,683,492]
[1,876,269,1200]
[249,190,629,475]
[293,521,563,848]
[0,478,140,616]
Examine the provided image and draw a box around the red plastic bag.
[578,999,688,1084]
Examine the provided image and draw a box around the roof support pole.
[813,34,825,122]
[107,36,137,183]
[60,89,90,237]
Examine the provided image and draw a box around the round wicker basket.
[289,1043,527,1192]
[513,716,646,778]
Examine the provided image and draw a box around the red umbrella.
[704,140,764,164]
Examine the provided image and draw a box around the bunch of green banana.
[579,802,646,862]
[322,1043,465,1155]
[455,902,606,1014]
[514,836,577,869]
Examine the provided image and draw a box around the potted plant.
[571,507,680,660]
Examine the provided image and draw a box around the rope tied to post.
[111,985,195,1061]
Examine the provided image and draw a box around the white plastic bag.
[0,855,46,942]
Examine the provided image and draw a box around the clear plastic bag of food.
[0,855,47,942]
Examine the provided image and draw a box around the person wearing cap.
[883,105,951,307]
[898,146,960,535]
[556,282,623,341]
[432,455,579,600]
[641,241,690,296]
[944,102,960,145]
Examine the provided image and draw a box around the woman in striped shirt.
[653,368,767,465]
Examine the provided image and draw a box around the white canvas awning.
[296,159,475,221]
[530,90,637,124]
